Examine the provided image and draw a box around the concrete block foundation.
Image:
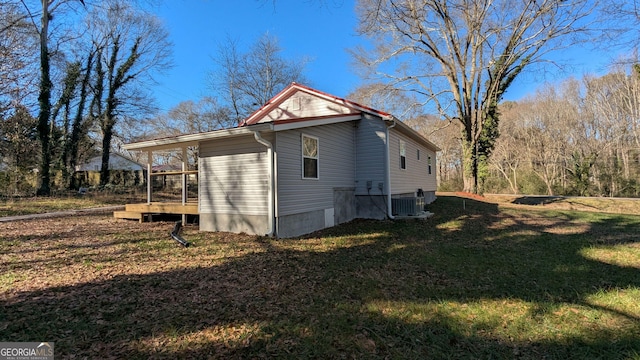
[355,195,387,220]
[200,213,269,235]
[277,209,326,238]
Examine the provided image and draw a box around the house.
[75,153,145,187]
[76,152,144,172]
[123,83,439,237]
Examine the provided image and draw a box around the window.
[417,149,421,161]
[428,156,432,175]
[400,140,406,169]
[302,134,318,179]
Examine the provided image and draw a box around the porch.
[114,145,199,223]
[114,202,198,223]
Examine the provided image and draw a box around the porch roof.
[123,123,272,152]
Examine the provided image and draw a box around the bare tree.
[354,0,603,194]
[0,105,38,195]
[211,33,309,124]
[0,2,37,112]
[87,0,172,186]
[347,82,422,119]
[485,63,640,197]
[17,0,88,195]
[164,98,234,135]
[419,116,463,190]
[135,97,233,168]
[581,64,640,196]
[47,52,97,189]
[522,85,578,196]
[489,102,522,194]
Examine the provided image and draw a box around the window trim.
[301,133,319,180]
[400,139,406,170]
[428,156,432,175]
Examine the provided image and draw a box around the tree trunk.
[99,86,117,186]
[36,0,51,196]
[495,163,517,194]
[99,122,113,186]
[67,54,94,189]
[462,137,479,194]
[512,165,518,194]
[544,171,554,196]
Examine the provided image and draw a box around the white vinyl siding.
[276,122,355,216]
[389,130,437,194]
[355,114,387,195]
[198,134,271,215]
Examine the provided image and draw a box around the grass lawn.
[0,191,189,217]
[1,195,639,359]
[483,193,640,215]
[0,196,125,217]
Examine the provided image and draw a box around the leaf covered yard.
[1,196,640,359]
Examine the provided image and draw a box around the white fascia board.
[124,124,273,151]
[272,114,361,132]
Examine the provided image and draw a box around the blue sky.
[152,0,616,114]
[153,0,362,112]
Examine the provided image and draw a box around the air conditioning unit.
[392,197,425,216]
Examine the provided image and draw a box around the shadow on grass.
[1,196,639,358]
[511,195,565,206]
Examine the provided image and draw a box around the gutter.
[385,119,397,219]
[253,131,275,237]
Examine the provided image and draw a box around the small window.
[417,149,421,161]
[302,134,318,179]
[428,156,432,175]
[400,140,406,170]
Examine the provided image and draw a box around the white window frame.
[301,133,319,180]
[400,140,406,170]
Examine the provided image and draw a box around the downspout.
[253,131,275,236]
[385,119,396,219]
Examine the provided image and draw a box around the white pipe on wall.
[386,120,397,219]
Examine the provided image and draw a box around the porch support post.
[147,150,152,204]
[181,146,188,224]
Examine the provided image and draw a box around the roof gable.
[241,83,392,126]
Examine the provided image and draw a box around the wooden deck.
[114,202,198,222]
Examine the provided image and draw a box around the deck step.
[114,211,145,222]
